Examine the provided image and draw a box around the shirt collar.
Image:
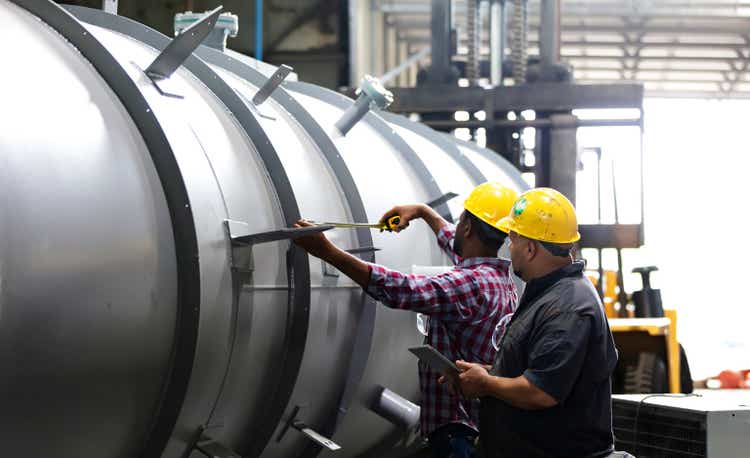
[458,256,511,269]
[520,260,585,306]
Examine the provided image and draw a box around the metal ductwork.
[0,1,528,457]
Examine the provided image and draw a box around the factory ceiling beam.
[388,82,643,112]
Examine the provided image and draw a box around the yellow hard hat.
[497,188,581,243]
[463,182,519,233]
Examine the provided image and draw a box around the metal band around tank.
[63,6,311,457]
[378,111,487,186]
[284,81,454,224]
[15,2,202,457]
[185,44,382,452]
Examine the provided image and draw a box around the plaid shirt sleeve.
[365,263,489,322]
[436,223,462,265]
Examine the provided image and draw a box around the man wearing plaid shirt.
[294,182,519,458]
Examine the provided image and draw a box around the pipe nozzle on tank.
[334,75,393,136]
[371,387,420,429]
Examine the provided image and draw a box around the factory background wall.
[575,98,750,381]
[60,0,349,88]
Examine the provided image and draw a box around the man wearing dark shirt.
[453,188,618,458]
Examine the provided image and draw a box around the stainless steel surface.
[2,2,529,457]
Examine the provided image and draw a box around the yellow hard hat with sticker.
[497,188,580,243]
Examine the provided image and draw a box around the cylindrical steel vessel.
[0,2,529,457]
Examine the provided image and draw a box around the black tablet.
[408,345,460,376]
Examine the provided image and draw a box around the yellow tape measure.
[310,215,401,232]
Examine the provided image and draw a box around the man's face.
[508,231,529,280]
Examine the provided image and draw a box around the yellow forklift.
[589,267,692,394]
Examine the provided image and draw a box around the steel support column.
[426,0,454,84]
[547,113,578,204]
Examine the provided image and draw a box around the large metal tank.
[0,1,528,457]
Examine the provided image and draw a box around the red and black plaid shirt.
[366,224,518,436]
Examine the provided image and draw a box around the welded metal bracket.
[252,64,293,106]
[224,219,334,272]
[143,5,223,98]
[235,89,275,120]
[346,246,381,255]
[276,405,341,451]
[231,225,334,246]
[323,246,381,278]
[426,191,458,209]
[232,65,293,120]
[426,191,458,220]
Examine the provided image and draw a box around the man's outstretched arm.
[293,220,370,288]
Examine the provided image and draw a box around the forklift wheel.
[624,352,669,393]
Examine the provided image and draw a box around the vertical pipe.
[398,38,408,87]
[255,0,263,60]
[429,0,452,83]
[539,0,560,69]
[101,0,117,14]
[490,0,505,85]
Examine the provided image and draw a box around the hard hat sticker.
[513,197,527,216]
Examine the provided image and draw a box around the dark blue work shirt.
[479,261,618,458]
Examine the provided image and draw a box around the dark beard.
[453,232,464,257]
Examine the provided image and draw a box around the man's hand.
[293,220,336,260]
[378,204,426,233]
[456,360,491,398]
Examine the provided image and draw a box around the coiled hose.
[466,0,479,84]
[511,0,527,85]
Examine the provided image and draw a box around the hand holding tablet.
[408,345,461,378]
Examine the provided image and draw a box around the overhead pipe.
[490,0,506,86]
[380,46,431,85]
[255,0,263,60]
[426,0,453,84]
[539,0,561,70]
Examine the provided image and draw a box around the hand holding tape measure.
[308,215,401,232]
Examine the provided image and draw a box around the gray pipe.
[381,46,431,85]
[539,0,560,69]
[101,0,117,14]
[490,0,505,85]
[334,75,393,136]
[428,0,452,83]
[371,387,420,429]
[334,95,371,136]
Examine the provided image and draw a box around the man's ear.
[526,238,538,261]
[462,216,473,239]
